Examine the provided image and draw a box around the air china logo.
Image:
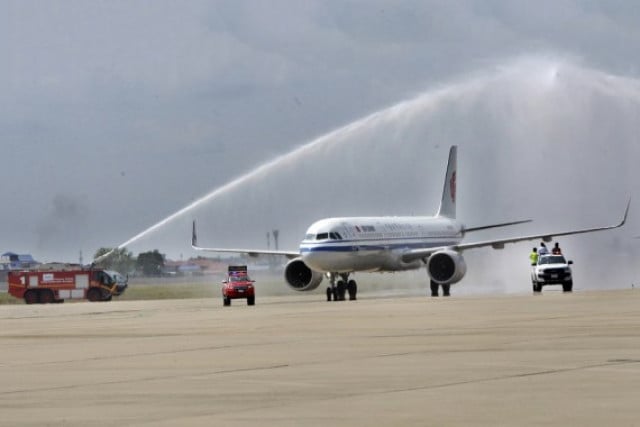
[450,171,456,203]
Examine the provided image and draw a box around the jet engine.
[427,250,467,285]
[284,258,323,291]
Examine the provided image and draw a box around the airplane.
[192,145,629,301]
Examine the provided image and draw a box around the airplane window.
[305,234,315,240]
[317,233,329,240]
[335,232,343,240]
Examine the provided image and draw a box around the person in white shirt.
[538,242,549,256]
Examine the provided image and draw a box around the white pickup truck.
[531,254,573,293]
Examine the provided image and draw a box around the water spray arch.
[114,55,640,293]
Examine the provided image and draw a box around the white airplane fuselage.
[300,216,464,273]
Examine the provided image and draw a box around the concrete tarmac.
[1,290,639,426]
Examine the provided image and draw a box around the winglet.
[436,146,457,218]
[618,198,631,228]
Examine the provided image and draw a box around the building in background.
[1,252,40,271]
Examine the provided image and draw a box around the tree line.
[93,248,165,276]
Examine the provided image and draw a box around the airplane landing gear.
[429,280,451,297]
[326,273,357,301]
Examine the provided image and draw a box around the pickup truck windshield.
[538,255,566,265]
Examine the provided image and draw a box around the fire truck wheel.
[39,290,55,304]
[87,288,102,302]
[24,290,38,305]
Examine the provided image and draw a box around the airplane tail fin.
[436,145,457,218]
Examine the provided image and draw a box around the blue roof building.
[0,252,40,270]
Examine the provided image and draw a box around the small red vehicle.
[222,265,255,306]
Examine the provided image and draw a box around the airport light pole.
[272,230,279,251]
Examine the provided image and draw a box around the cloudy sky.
[2,1,640,290]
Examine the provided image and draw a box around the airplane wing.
[192,244,299,259]
[402,200,630,263]
[191,221,299,259]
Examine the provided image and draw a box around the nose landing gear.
[326,273,357,301]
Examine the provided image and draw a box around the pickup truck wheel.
[24,290,38,304]
[532,281,541,293]
[563,281,573,293]
[247,296,255,306]
[223,296,231,306]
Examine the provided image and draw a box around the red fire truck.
[7,267,128,304]
[221,265,255,306]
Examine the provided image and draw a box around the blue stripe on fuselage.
[300,240,460,253]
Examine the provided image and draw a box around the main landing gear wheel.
[430,280,439,297]
[441,284,451,297]
[429,281,451,297]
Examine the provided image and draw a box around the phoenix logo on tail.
[192,146,629,301]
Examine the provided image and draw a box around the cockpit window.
[306,232,343,241]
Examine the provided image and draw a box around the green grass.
[0,292,21,305]
[118,281,216,300]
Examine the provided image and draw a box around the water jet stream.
[95,56,640,267]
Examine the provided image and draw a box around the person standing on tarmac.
[552,242,562,254]
[529,247,538,266]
